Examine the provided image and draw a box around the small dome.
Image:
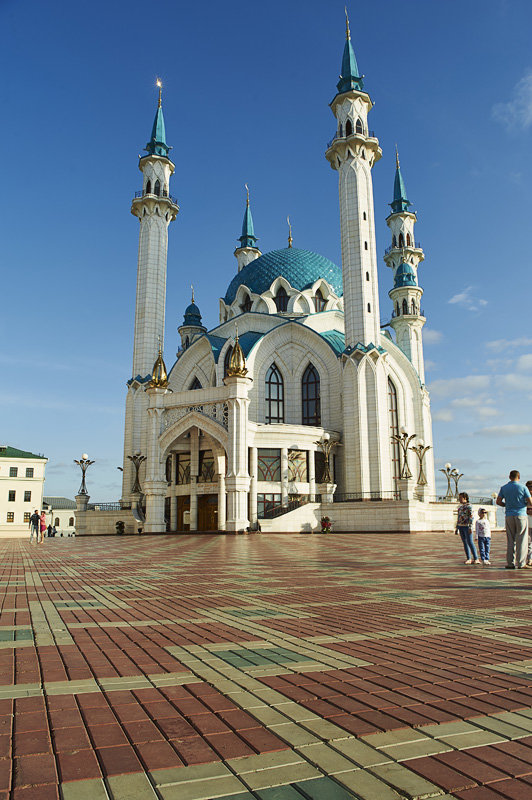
[224,247,343,305]
[394,261,417,288]
[183,302,203,327]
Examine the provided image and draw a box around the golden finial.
[226,324,248,378]
[287,216,293,248]
[191,284,195,303]
[149,337,168,388]
[345,6,351,40]
[395,144,400,169]
[245,183,250,207]
[156,78,162,108]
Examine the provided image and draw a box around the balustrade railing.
[260,495,322,519]
[326,130,376,148]
[87,502,131,511]
[134,190,178,204]
[385,241,422,255]
[162,401,229,432]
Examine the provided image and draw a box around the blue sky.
[2,0,532,501]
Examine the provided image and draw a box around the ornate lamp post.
[439,462,454,500]
[314,433,338,484]
[450,468,464,499]
[74,454,94,495]
[391,428,416,479]
[409,440,431,486]
[128,453,146,494]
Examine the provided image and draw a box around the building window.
[355,117,363,134]
[165,456,172,483]
[411,299,416,314]
[190,377,202,390]
[223,346,233,377]
[399,233,405,247]
[24,513,31,523]
[265,363,284,423]
[406,233,412,246]
[368,303,371,313]
[9,467,17,478]
[345,119,353,136]
[402,299,408,315]
[257,449,281,481]
[176,454,191,485]
[198,450,215,483]
[24,491,31,502]
[8,491,15,502]
[241,295,252,313]
[25,468,34,478]
[392,235,397,247]
[6,513,14,523]
[395,302,399,316]
[154,179,161,196]
[302,364,321,426]
[388,378,400,488]
[55,517,60,527]
[69,517,74,527]
[313,288,326,312]
[366,272,370,281]
[274,286,288,312]
[288,450,308,482]
[257,494,282,517]
[364,241,368,250]
[363,211,367,220]
[146,179,152,194]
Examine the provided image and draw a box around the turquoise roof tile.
[319,330,345,356]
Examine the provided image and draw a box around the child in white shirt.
[475,508,491,564]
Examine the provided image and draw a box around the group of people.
[456,470,532,569]
[28,510,47,544]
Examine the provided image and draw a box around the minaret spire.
[234,185,261,274]
[337,7,363,94]
[391,147,411,214]
[146,79,170,157]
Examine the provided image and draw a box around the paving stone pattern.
[1,534,532,798]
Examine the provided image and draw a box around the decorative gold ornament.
[345,6,350,40]
[226,325,247,377]
[156,78,162,108]
[395,143,400,169]
[287,216,293,248]
[149,340,168,388]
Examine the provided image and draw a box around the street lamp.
[127,453,147,494]
[74,454,95,495]
[450,468,464,499]
[391,428,416,479]
[439,462,454,500]
[409,439,431,486]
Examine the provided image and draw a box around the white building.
[0,446,47,536]
[43,497,76,535]
[87,17,451,537]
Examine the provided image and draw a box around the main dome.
[224,247,343,305]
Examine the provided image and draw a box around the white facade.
[0,446,47,536]
[109,27,441,536]
[43,497,76,535]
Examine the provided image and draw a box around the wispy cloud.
[433,409,454,423]
[448,286,488,312]
[492,70,532,131]
[474,424,532,437]
[423,329,443,345]
[516,354,532,371]
[429,375,491,397]
[487,337,532,352]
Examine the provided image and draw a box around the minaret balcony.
[385,242,422,256]
[391,309,425,319]
[134,189,178,204]
[326,130,375,149]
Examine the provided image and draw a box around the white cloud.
[517,354,532,371]
[433,409,454,422]
[448,286,488,312]
[487,337,532,352]
[474,424,532,437]
[423,329,443,345]
[450,396,494,408]
[429,375,491,397]
[424,360,436,371]
[492,70,532,131]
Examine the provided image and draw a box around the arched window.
[402,299,408,315]
[361,149,366,159]
[355,118,363,134]
[367,303,371,313]
[185,336,190,349]
[274,286,288,312]
[392,235,397,247]
[190,377,202,390]
[345,119,353,136]
[241,295,252,313]
[154,179,161,196]
[313,288,326,312]
[411,300,416,315]
[398,233,405,248]
[395,302,400,317]
[265,363,284,423]
[163,184,168,197]
[364,241,368,250]
[338,123,343,137]
[223,346,233,377]
[388,379,400,489]
[406,233,412,246]
[54,517,59,527]
[145,179,152,195]
[69,517,74,527]
[363,211,367,220]
[302,364,321,425]
[366,272,370,281]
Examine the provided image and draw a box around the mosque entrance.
[198,494,218,531]
[176,496,190,531]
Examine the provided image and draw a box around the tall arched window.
[402,299,408,315]
[398,233,405,247]
[355,118,363,133]
[190,377,202,390]
[55,517,60,527]
[223,346,233,377]
[302,364,321,425]
[395,302,400,317]
[388,379,400,490]
[241,294,252,313]
[265,364,284,423]
[313,288,326,312]
[392,235,397,247]
[411,299,416,315]
[274,286,288,312]
[154,179,161,196]
[69,517,74,527]
[146,179,152,194]
[345,119,353,136]
[406,233,412,246]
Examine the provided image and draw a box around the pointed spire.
[336,8,364,94]
[390,147,411,213]
[287,216,293,248]
[145,79,170,158]
[227,324,248,377]
[191,284,195,304]
[149,339,168,388]
[238,184,258,248]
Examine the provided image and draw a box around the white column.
[308,449,316,501]
[170,495,177,531]
[218,473,226,531]
[190,429,199,531]
[249,447,258,524]
[281,448,289,506]
[224,376,251,531]
[144,389,167,533]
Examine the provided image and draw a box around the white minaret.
[121,82,178,504]
[234,185,261,272]
[325,12,382,349]
[130,81,179,378]
[385,150,426,383]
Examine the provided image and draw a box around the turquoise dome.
[183,302,203,327]
[224,247,343,305]
[394,261,417,288]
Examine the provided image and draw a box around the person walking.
[28,510,39,544]
[39,511,46,544]
[475,508,491,565]
[526,480,532,567]
[455,492,480,564]
[497,470,532,569]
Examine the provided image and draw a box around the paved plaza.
[2,533,532,798]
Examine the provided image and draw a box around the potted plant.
[320,516,332,533]
[115,520,125,535]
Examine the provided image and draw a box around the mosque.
[78,17,452,535]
